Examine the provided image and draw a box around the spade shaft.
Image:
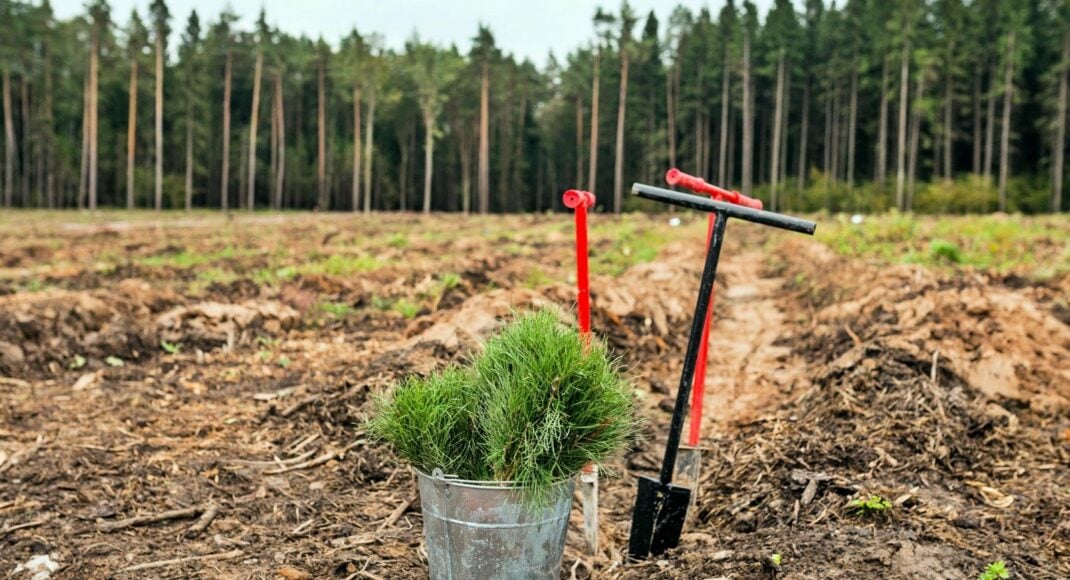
[658,210,728,484]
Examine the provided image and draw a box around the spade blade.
[628,476,692,559]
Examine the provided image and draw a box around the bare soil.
[0,213,1066,579]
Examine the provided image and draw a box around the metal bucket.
[416,469,575,580]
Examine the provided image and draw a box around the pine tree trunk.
[1053,31,1069,213]
[317,54,327,209]
[575,96,584,188]
[276,74,286,211]
[727,105,735,187]
[185,100,193,211]
[830,84,840,186]
[155,33,164,210]
[718,49,730,184]
[822,90,831,176]
[221,50,232,211]
[20,79,29,206]
[89,29,99,211]
[972,70,982,175]
[847,66,858,188]
[943,48,954,181]
[742,27,753,196]
[781,71,791,189]
[667,63,677,174]
[984,63,996,182]
[895,26,910,211]
[351,85,361,212]
[613,42,629,214]
[248,48,263,211]
[43,42,54,209]
[797,76,809,190]
[125,59,138,209]
[78,71,88,209]
[460,122,472,215]
[588,49,600,195]
[2,68,14,208]
[998,30,1015,212]
[423,111,433,214]
[907,71,925,211]
[478,62,490,213]
[363,89,374,213]
[770,54,785,211]
[877,59,889,185]
[269,86,277,209]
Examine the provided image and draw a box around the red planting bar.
[564,189,597,480]
[665,168,763,210]
[687,215,717,447]
[563,189,596,342]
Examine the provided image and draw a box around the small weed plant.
[368,308,639,504]
[978,561,1009,580]
[848,495,892,516]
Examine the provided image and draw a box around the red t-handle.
[563,190,595,341]
[665,168,764,210]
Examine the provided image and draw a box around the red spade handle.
[665,168,763,210]
[563,190,595,340]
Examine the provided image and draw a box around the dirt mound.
[780,239,1070,412]
[157,300,299,350]
[0,289,154,376]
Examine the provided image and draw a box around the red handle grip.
[563,189,596,209]
[665,168,763,210]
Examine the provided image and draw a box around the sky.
[51,0,780,66]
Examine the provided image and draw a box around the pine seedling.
[978,561,1009,580]
[368,366,489,480]
[847,495,892,516]
[475,308,639,504]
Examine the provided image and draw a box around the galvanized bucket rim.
[414,468,575,491]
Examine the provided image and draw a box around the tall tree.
[1,0,19,207]
[124,10,147,209]
[86,0,109,211]
[247,10,267,211]
[894,2,915,211]
[1053,14,1069,212]
[997,1,1030,212]
[406,38,459,214]
[211,11,235,210]
[340,30,365,212]
[741,1,757,197]
[362,36,385,214]
[179,10,201,210]
[150,0,169,210]
[610,2,636,214]
[316,38,328,209]
[765,0,798,210]
[470,26,496,214]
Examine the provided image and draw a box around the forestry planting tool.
[664,169,764,502]
[563,188,600,555]
[626,182,815,560]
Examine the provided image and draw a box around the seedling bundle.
[369,308,638,578]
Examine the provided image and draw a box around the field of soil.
[0,211,1067,579]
